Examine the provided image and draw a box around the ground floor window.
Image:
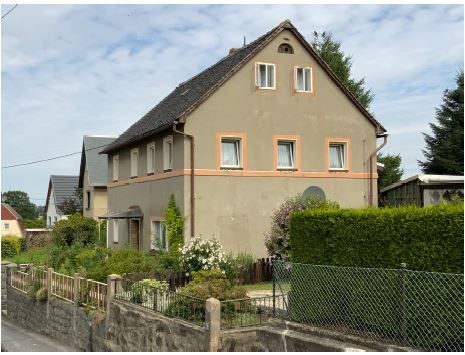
[151,221,167,251]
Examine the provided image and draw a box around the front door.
[129,219,140,250]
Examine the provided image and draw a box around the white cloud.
[1,4,463,200]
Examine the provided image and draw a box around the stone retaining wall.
[1,262,13,312]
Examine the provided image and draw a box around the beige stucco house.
[79,135,116,219]
[100,20,387,256]
[1,203,26,237]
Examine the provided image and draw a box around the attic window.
[278,43,294,54]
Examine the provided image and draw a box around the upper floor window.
[221,138,241,168]
[131,148,139,178]
[255,63,276,89]
[147,142,155,175]
[295,67,313,93]
[112,155,119,181]
[329,143,347,170]
[163,136,173,171]
[278,43,294,54]
[277,141,296,169]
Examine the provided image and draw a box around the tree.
[311,31,374,110]
[163,194,185,255]
[1,190,37,220]
[52,213,98,247]
[377,153,404,191]
[419,71,464,174]
[24,218,47,229]
[57,188,83,215]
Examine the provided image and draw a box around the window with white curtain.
[329,143,346,170]
[163,136,173,171]
[277,141,295,169]
[131,148,139,177]
[256,63,276,89]
[295,67,312,92]
[221,138,241,168]
[151,221,167,250]
[112,155,119,181]
[147,142,155,174]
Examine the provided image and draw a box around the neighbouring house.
[44,175,79,227]
[100,20,387,256]
[78,135,117,220]
[1,203,26,237]
[380,174,464,207]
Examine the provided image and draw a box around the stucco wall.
[1,220,24,237]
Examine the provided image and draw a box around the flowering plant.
[180,237,226,272]
[264,194,339,260]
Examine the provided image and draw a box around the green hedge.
[290,204,464,273]
[1,235,22,258]
[287,204,464,350]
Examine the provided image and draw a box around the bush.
[52,213,98,247]
[265,194,339,260]
[130,279,169,304]
[290,203,464,273]
[1,235,22,258]
[180,237,226,272]
[12,247,50,265]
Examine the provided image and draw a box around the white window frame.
[294,66,313,93]
[329,142,347,171]
[277,140,296,169]
[112,155,119,181]
[4,223,9,231]
[151,220,168,251]
[130,148,139,178]
[255,62,276,90]
[220,138,242,168]
[147,142,156,174]
[163,135,173,171]
[113,220,119,243]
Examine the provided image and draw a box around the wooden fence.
[8,266,107,311]
[237,258,273,285]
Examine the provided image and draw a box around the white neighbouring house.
[44,175,79,227]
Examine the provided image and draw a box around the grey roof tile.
[79,135,116,187]
[50,175,79,213]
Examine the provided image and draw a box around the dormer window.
[278,43,294,54]
[255,63,276,89]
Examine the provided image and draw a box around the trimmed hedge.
[290,204,464,273]
[1,235,22,258]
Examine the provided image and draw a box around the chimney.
[229,48,240,55]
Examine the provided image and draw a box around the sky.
[1,4,464,206]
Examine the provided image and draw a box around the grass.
[241,282,273,292]
[6,247,50,265]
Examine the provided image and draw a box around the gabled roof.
[1,203,23,221]
[102,20,386,155]
[44,175,79,214]
[79,135,116,188]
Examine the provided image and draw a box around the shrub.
[1,235,22,258]
[163,194,185,255]
[290,203,464,273]
[12,247,50,265]
[130,279,169,304]
[180,237,226,272]
[265,194,339,260]
[52,213,98,247]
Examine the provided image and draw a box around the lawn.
[241,282,273,292]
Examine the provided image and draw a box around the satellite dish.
[303,186,326,200]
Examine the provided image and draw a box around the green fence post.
[272,259,276,317]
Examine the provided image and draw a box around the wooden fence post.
[47,267,54,318]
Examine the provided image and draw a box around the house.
[1,203,26,237]
[380,174,464,207]
[100,20,387,256]
[44,175,79,227]
[78,135,117,220]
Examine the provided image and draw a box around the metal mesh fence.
[273,261,464,352]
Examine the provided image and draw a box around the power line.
[1,4,18,20]
[2,143,111,169]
